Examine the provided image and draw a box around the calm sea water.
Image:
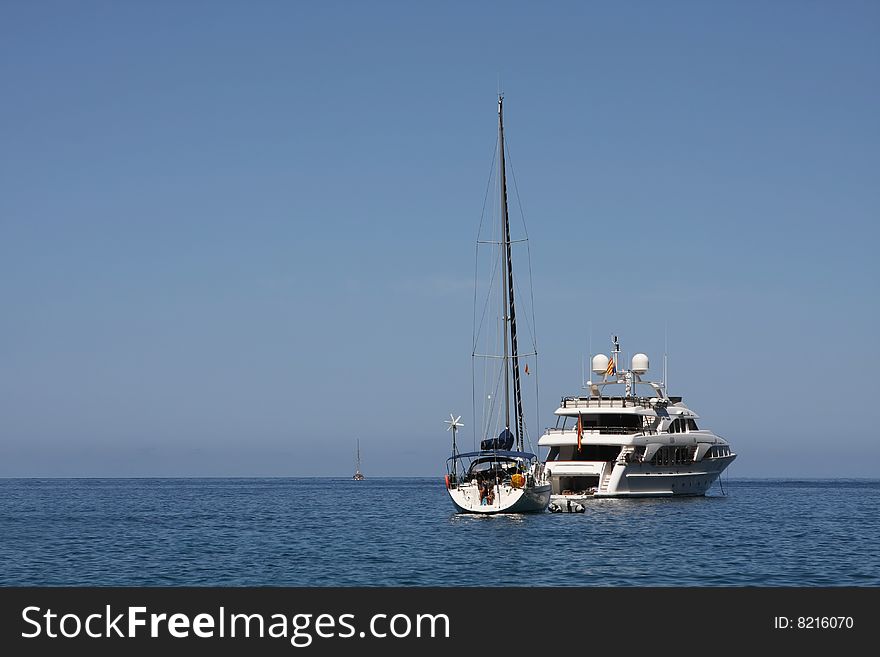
[1,478,878,586]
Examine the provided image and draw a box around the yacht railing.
[560,396,671,409]
[543,427,659,436]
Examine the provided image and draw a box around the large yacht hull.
[550,454,735,501]
[448,482,552,514]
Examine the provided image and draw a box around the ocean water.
[1,478,878,586]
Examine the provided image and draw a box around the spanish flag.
[605,356,616,376]
[577,413,583,451]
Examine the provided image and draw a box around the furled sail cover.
[481,428,514,451]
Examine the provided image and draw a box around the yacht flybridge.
[540,336,735,506]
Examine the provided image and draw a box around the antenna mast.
[663,323,669,397]
[612,335,620,374]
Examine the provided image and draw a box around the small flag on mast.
[524,363,530,375]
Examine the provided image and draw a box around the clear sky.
[1,1,878,477]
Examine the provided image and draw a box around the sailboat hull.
[447,482,551,514]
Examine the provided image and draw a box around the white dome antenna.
[591,354,610,375]
[631,353,649,374]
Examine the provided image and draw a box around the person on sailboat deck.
[479,480,489,506]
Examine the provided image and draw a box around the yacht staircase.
[599,464,614,493]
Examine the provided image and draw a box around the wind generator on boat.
[443,95,551,514]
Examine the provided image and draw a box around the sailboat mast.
[498,96,511,438]
[498,95,525,451]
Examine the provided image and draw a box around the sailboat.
[444,95,551,514]
[353,439,365,480]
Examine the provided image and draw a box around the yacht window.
[558,416,575,430]
[574,445,622,461]
[580,414,641,433]
[547,446,560,461]
[650,445,696,466]
[655,447,670,466]
[686,419,699,431]
[673,447,695,464]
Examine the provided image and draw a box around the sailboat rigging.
[444,95,551,514]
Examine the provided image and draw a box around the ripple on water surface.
[1,478,878,586]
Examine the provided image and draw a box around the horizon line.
[2,475,878,481]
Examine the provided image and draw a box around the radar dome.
[591,354,610,375]
[631,353,649,374]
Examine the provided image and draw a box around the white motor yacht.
[540,336,735,506]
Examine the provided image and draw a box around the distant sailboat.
[353,439,365,480]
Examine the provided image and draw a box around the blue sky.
[1,1,878,477]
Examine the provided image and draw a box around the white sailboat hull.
[447,481,552,514]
